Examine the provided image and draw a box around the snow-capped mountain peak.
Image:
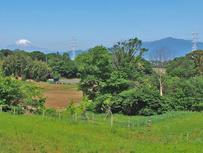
[16,39,32,47]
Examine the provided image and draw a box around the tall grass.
[0,112,203,153]
[45,110,192,129]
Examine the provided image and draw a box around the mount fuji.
[6,39,51,53]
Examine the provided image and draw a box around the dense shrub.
[44,108,57,117]
[2,52,51,81]
[0,77,23,105]
[29,60,52,81]
[3,52,32,79]
[115,87,167,115]
[191,103,203,112]
[0,74,45,113]
[166,57,197,78]
[164,76,203,111]
[94,94,113,113]
[94,86,169,116]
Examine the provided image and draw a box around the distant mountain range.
[69,37,203,59]
[2,37,203,59]
[143,37,203,59]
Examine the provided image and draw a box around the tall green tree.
[47,52,77,78]
[111,38,147,79]
[76,46,112,99]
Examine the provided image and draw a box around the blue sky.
[0,0,203,50]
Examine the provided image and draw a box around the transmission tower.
[192,32,198,51]
[69,38,77,60]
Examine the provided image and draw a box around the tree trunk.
[159,76,163,96]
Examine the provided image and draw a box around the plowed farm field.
[36,82,83,109]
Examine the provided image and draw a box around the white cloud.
[16,39,32,46]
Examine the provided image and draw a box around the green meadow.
[0,112,203,153]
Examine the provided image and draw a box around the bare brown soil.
[36,82,83,109]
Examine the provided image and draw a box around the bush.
[93,86,169,116]
[117,87,166,115]
[44,108,57,117]
[0,77,24,105]
[164,76,203,111]
[0,75,45,113]
[191,102,203,112]
[29,60,51,81]
[94,94,114,113]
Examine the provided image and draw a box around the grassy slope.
[0,112,203,153]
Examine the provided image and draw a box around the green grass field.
[0,112,203,153]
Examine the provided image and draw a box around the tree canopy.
[0,39,202,116]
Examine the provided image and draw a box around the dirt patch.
[37,82,83,109]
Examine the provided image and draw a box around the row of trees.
[76,38,203,115]
[0,49,78,81]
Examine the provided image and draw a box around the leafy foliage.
[186,50,203,75]
[30,51,46,61]
[117,87,165,115]
[0,39,202,116]
[76,46,112,99]
[164,76,203,110]
[166,57,197,78]
[77,38,203,115]
[3,52,32,79]
[111,38,148,79]
[3,52,51,81]
[0,49,79,81]
[29,60,52,81]
[0,74,45,112]
[47,52,78,78]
